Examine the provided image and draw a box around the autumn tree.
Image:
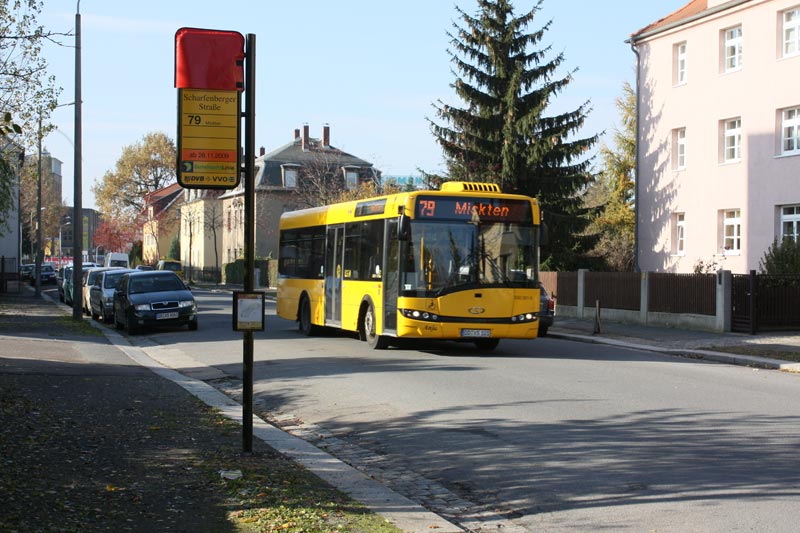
[93,132,177,222]
[203,201,223,283]
[429,0,598,270]
[0,0,63,230]
[19,154,64,257]
[586,81,636,271]
[94,219,136,254]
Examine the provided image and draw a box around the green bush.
[759,237,800,274]
[223,258,271,286]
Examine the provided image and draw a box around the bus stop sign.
[175,28,244,189]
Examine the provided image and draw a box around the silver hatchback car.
[89,268,133,322]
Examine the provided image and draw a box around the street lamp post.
[72,0,83,320]
[35,113,43,297]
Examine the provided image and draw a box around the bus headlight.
[400,309,440,322]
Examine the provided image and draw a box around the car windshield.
[104,272,125,289]
[129,275,185,294]
[41,265,54,273]
[400,220,538,297]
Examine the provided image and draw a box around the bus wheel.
[364,303,388,350]
[474,339,500,351]
[298,296,316,336]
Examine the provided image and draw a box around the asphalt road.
[78,287,800,532]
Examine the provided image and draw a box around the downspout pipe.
[628,38,641,273]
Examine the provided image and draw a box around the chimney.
[302,123,309,151]
[294,128,300,140]
[259,146,265,156]
[322,123,330,148]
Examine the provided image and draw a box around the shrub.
[759,238,800,274]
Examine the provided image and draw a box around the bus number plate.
[461,329,491,338]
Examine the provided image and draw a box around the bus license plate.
[157,312,179,320]
[461,329,491,338]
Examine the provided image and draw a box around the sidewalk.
[0,288,455,533]
[549,315,800,372]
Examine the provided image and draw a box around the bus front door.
[325,225,343,326]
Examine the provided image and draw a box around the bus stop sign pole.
[242,33,256,453]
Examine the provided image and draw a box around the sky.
[39,0,689,210]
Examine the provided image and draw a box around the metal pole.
[242,33,256,453]
[35,113,43,297]
[72,3,83,319]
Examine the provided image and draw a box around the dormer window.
[343,166,359,190]
[281,164,300,188]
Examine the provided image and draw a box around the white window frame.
[782,106,800,155]
[723,209,742,254]
[674,128,687,169]
[281,164,300,189]
[674,42,687,85]
[723,118,742,162]
[675,213,686,255]
[784,7,800,58]
[782,205,800,241]
[723,26,743,72]
[344,167,359,190]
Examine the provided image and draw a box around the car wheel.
[363,302,388,350]
[474,339,500,351]
[298,296,318,336]
[126,311,138,334]
[539,326,548,337]
[114,311,124,330]
[188,319,198,331]
[91,307,100,321]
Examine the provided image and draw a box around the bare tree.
[203,201,223,284]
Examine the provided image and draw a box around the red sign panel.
[174,27,245,91]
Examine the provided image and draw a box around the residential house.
[141,182,182,264]
[180,188,224,280]
[220,124,377,262]
[630,0,799,273]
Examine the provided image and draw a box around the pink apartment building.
[629,0,800,273]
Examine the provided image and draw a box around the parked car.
[538,281,554,336]
[156,259,183,279]
[113,270,197,334]
[104,252,130,269]
[39,264,57,285]
[20,264,34,282]
[64,266,94,306]
[90,268,133,323]
[82,267,113,315]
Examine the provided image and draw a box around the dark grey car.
[113,271,197,334]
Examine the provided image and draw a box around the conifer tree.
[430,0,598,270]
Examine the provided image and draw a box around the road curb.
[549,331,800,373]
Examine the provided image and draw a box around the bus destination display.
[415,195,532,223]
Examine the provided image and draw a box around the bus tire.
[474,338,500,351]
[364,302,388,350]
[298,296,317,336]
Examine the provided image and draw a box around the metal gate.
[731,272,755,334]
[731,271,800,334]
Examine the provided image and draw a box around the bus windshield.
[400,219,539,297]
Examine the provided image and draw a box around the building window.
[782,205,800,240]
[723,26,743,72]
[673,42,687,85]
[673,128,687,169]
[784,7,800,57]
[344,168,359,190]
[782,106,800,155]
[282,165,299,188]
[722,118,742,162]
[675,213,686,255]
[723,209,741,254]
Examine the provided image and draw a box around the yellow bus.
[276,181,544,351]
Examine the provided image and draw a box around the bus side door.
[325,225,344,326]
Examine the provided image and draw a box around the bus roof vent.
[440,181,501,193]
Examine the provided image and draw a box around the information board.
[177,88,240,189]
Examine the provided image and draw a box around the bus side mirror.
[539,222,549,247]
[398,214,411,241]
